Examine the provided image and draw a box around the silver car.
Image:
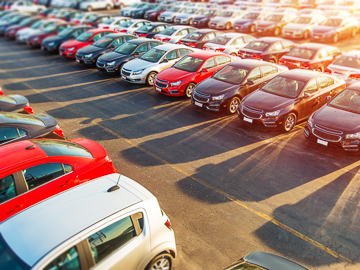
[209,10,245,30]
[282,14,326,39]
[203,33,256,56]
[159,6,186,23]
[79,0,114,11]
[174,7,204,25]
[154,26,197,44]
[114,19,150,34]
[326,50,360,85]
[121,44,195,85]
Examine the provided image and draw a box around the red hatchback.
[0,138,117,223]
[59,28,116,58]
[155,51,236,97]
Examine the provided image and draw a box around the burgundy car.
[28,22,71,48]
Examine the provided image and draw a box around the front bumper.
[256,27,276,35]
[76,54,96,65]
[234,24,251,32]
[282,30,304,38]
[175,18,189,24]
[96,61,119,73]
[210,23,226,29]
[28,38,42,47]
[42,43,59,52]
[191,90,224,111]
[310,33,334,42]
[121,68,147,84]
[238,108,284,128]
[160,17,174,23]
[59,47,77,58]
[154,78,185,96]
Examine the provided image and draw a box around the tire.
[230,52,237,56]
[316,65,324,72]
[269,57,277,63]
[250,24,255,33]
[274,27,280,36]
[146,254,173,270]
[225,22,231,30]
[146,71,157,86]
[106,4,111,10]
[303,30,310,39]
[281,113,297,132]
[184,82,196,98]
[351,27,358,37]
[87,6,92,11]
[227,96,241,114]
[157,15,160,21]
[333,33,339,43]
[189,18,193,25]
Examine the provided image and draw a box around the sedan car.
[279,43,341,72]
[59,28,116,58]
[192,60,288,113]
[5,16,41,39]
[174,7,203,25]
[282,14,326,39]
[144,5,172,21]
[304,82,360,151]
[0,13,29,36]
[131,3,157,19]
[83,14,112,28]
[27,22,71,48]
[325,50,360,84]
[203,33,256,56]
[115,19,150,34]
[121,44,195,85]
[154,25,196,44]
[75,33,137,66]
[0,138,117,222]
[98,16,130,31]
[155,51,234,98]
[234,10,270,33]
[209,9,244,30]
[133,22,170,39]
[0,112,65,145]
[239,37,296,64]
[159,6,185,23]
[178,29,223,49]
[238,69,346,132]
[310,17,358,43]
[0,94,33,114]
[79,0,114,11]
[97,38,162,75]
[255,12,297,36]
[192,9,218,28]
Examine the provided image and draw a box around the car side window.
[177,29,188,36]
[71,29,83,38]
[304,79,318,94]
[111,38,123,47]
[204,32,216,41]
[202,57,216,69]
[149,42,161,49]
[215,55,231,66]
[269,42,283,52]
[0,175,16,204]
[247,67,261,81]
[23,163,73,190]
[44,246,81,270]
[178,48,192,57]
[164,50,178,60]
[317,49,328,59]
[282,40,294,49]
[261,65,278,77]
[125,36,135,42]
[231,37,244,45]
[135,43,148,53]
[318,76,334,89]
[0,128,26,143]
[155,25,166,32]
[87,216,137,264]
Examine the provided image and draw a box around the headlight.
[265,110,281,117]
[212,94,225,101]
[345,133,360,140]
[106,61,115,66]
[170,80,183,86]
[307,113,314,128]
[48,41,55,46]
[84,53,93,58]
[68,47,75,51]
[132,69,144,75]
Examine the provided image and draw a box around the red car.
[0,138,117,223]
[28,22,71,48]
[59,28,116,58]
[154,51,236,97]
[5,17,41,40]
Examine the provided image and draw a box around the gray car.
[282,14,326,39]
[174,7,204,25]
[153,25,197,44]
[209,10,245,30]
[159,6,186,23]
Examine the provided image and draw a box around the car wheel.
[184,82,196,98]
[303,30,310,39]
[227,96,241,114]
[333,33,339,43]
[146,254,173,270]
[274,27,280,36]
[157,15,160,21]
[189,18,193,25]
[230,52,237,56]
[269,57,277,63]
[87,6,92,11]
[146,71,157,86]
[250,24,255,33]
[316,65,324,72]
[281,113,297,132]
[106,4,111,10]
[225,22,231,30]
[351,27,358,37]
[119,3,124,9]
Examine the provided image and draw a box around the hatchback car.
[238,69,346,132]
[154,25,197,44]
[239,37,296,64]
[0,138,117,222]
[255,12,297,36]
[304,83,360,151]
[282,14,326,39]
[75,33,137,66]
[133,22,170,39]
[97,38,162,75]
[279,43,341,72]
[155,51,234,98]
[0,94,33,114]
[192,60,288,113]
[121,44,195,85]
[59,28,116,58]
[178,28,222,49]
[0,173,176,270]
[28,22,71,48]
[209,9,244,30]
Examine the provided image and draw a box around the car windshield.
[287,48,316,59]
[169,7,180,12]
[43,24,58,33]
[0,235,30,270]
[159,28,176,36]
[265,14,283,21]
[183,32,202,40]
[138,24,153,32]
[292,17,311,24]
[76,32,93,42]
[0,112,45,126]
[140,48,166,62]
[9,16,22,24]
[242,13,260,20]
[173,56,204,72]
[93,37,114,48]
[32,140,93,158]
[262,76,305,98]
[209,36,231,45]
[115,42,137,54]
[245,40,269,51]
[120,20,132,27]
[31,20,43,29]
[87,16,100,22]
[218,11,234,17]
[202,10,216,15]
[333,55,360,68]
[321,18,342,26]
[103,18,115,24]
[20,18,32,26]
[58,28,74,37]
[329,89,360,113]
[213,65,248,84]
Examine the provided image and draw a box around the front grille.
[155,80,167,88]
[122,68,131,76]
[312,124,342,142]
[59,48,65,53]
[193,90,210,103]
[97,61,105,68]
[76,54,82,60]
[242,105,263,119]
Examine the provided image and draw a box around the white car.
[16,19,62,43]
[121,43,195,85]
[326,50,360,84]
[115,19,150,34]
[0,173,177,270]
[80,0,114,11]
[154,25,197,44]
[282,14,326,39]
[10,0,45,13]
[98,16,131,30]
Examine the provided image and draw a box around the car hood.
[235,19,255,25]
[196,77,238,95]
[313,105,360,132]
[123,58,157,70]
[257,21,277,28]
[312,25,336,33]
[243,90,293,111]
[77,45,104,54]
[98,51,129,61]
[157,67,193,81]
[61,39,86,48]
[34,113,57,128]
[283,23,307,31]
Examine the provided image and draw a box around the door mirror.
[133,51,139,56]
[303,93,310,99]
[109,44,115,49]
[200,68,208,73]
[161,59,168,63]
[246,80,254,85]
[326,95,332,101]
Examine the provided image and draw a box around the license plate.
[317,139,328,146]
[121,75,127,80]
[194,101,203,107]
[243,117,253,123]
[155,87,161,92]
[76,59,80,63]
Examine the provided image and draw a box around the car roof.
[127,38,157,44]
[280,69,324,81]
[255,37,288,43]
[217,32,248,38]
[244,252,308,270]
[230,59,277,68]
[295,42,334,50]
[152,43,190,51]
[187,50,229,59]
[347,82,360,91]
[344,50,360,57]
[194,28,219,34]
[87,28,113,34]
[0,173,153,267]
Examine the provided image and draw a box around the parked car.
[131,3,157,19]
[98,16,130,31]
[209,9,244,30]
[322,10,351,18]
[97,38,162,75]
[224,251,308,270]
[178,28,222,49]
[159,6,185,23]
[83,14,113,28]
[0,112,65,145]
[27,22,70,48]
[0,173,176,269]
[234,10,270,33]
[4,16,41,39]
[154,25,196,43]
[75,33,137,66]
[0,13,30,36]
[238,69,346,132]
[115,19,150,34]
[79,0,114,11]
[70,11,96,24]
[239,37,296,64]
[304,82,360,151]
[298,0,318,8]
[16,18,61,43]
[282,14,326,39]
[59,28,116,58]
[0,94,33,114]
[192,9,218,28]
[133,22,170,38]
[10,0,45,13]
[144,5,171,21]
[279,43,341,72]
[255,12,297,36]
[121,44,195,85]
[155,51,234,98]
[174,7,203,25]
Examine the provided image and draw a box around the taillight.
[0,88,3,95]
[103,26,109,29]
[300,62,310,69]
[252,54,262,59]
[140,33,148,37]
[188,43,197,47]
[53,126,65,138]
[162,38,170,42]
[176,41,181,45]
[165,219,171,230]
[74,20,80,24]
[215,48,225,52]
[23,106,33,114]
[279,58,285,65]
[324,68,331,74]
[238,51,242,56]
[86,23,92,26]
[349,74,360,79]
[119,29,127,33]
[103,160,117,173]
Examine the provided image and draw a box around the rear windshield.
[158,28,176,36]
[120,21,132,27]
[115,42,137,54]
[138,24,153,32]
[245,41,269,51]
[0,113,45,126]
[104,18,115,24]
[287,48,316,59]
[333,55,360,69]
[32,140,93,158]
[0,235,30,270]
[183,32,202,41]
[209,36,231,45]
[0,96,16,104]
[76,32,93,42]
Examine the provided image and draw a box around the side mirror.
[109,44,115,49]
[133,51,139,56]
[303,93,310,99]
[326,95,332,101]
[161,59,168,63]
[200,68,208,73]
[246,80,254,85]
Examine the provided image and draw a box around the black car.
[191,60,288,114]
[192,9,218,28]
[41,26,93,53]
[83,15,112,28]
[131,3,157,19]
[239,37,296,64]
[234,11,269,33]
[133,22,170,39]
[96,38,163,74]
[0,112,65,146]
[0,95,33,114]
[178,29,223,49]
[75,33,138,66]
[57,10,82,22]
[0,13,29,36]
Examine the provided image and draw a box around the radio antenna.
[107,174,121,192]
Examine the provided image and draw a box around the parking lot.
[1,8,360,270]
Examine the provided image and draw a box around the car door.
[240,67,263,97]
[295,78,321,120]
[159,49,178,70]
[316,76,338,108]
[196,56,218,82]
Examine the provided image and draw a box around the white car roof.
[344,50,360,57]
[0,173,154,267]
[152,43,191,51]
